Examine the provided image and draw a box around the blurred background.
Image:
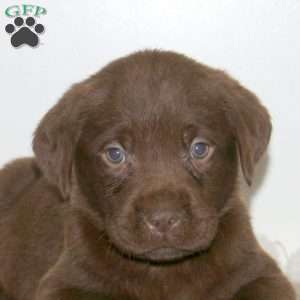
[0,0,299,290]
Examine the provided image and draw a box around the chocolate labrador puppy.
[0,51,295,300]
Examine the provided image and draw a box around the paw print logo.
[5,17,45,48]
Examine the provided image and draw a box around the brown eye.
[190,140,210,159]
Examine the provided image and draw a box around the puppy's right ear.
[33,85,85,199]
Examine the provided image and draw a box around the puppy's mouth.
[107,231,202,262]
[106,215,219,263]
[136,247,198,262]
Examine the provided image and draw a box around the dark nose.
[144,210,182,235]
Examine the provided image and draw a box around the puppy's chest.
[121,269,214,300]
[128,280,199,300]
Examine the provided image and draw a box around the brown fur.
[0,50,295,300]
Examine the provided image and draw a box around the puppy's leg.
[35,256,133,300]
[36,272,117,300]
[233,275,296,300]
[36,288,118,300]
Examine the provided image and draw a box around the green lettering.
[22,4,35,16]
[5,5,20,17]
[35,6,47,17]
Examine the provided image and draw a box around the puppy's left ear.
[222,77,272,186]
[33,85,86,198]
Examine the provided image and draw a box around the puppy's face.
[34,51,271,263]
[75,55,238,262]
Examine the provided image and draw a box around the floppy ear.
[222,79,272,186]
[33,85,86,198]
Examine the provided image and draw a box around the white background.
[0,0,299,280]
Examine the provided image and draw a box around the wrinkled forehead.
[84,88,228,147]
[82,56,230,143]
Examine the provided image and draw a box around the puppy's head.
[33,51,271,262]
